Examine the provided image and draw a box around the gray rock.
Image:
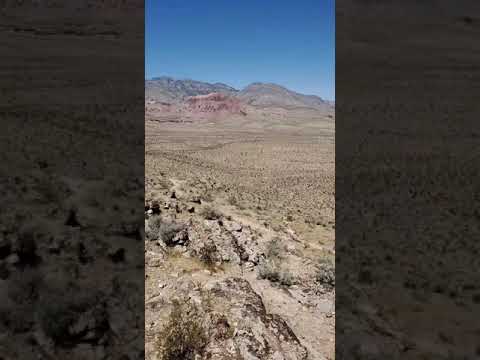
[200,278,308,360]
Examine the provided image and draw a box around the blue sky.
[145,0,335,100]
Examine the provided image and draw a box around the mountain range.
[146,76,333,112]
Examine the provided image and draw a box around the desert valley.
[145,77,335,360]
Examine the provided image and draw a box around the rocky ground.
[145,107,335,360]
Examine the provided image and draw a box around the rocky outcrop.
[202,278,308,360]
[145,77,238,103]
[185,93,247,116]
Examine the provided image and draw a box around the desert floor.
[145,109,335,360]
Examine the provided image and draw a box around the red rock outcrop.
[185,92,246,116]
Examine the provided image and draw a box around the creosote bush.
[156,300,208,360]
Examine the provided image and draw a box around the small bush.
[146,217,184,245]
[199,243,217,268]
[265,238,283,259]
[156,300,208,360]
[159,221,185,246]
[316,257,335,290]
[258,260,295,286]
[279,270,295,286]
[258,238,294,286]
[200,206,222,220]
[259,260,280,282]
[147,216,163,239]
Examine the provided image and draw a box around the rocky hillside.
[146,77,238,103]
[238,82,332,111]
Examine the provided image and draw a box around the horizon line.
[145,75,335,102]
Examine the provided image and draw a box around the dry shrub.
[146,217,184,245]
[316,256,335,290]
[258,259,295,286]
[146,216,162,240]
[265,237,284,259]
[199,242,217,269]
[159,221,185,246]
[156,300,208,360]
[200,206,222,220]
[259,238,294,286]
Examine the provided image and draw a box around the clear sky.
[145,0,335,100]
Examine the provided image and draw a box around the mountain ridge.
[146,76,333,111]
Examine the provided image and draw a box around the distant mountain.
[146,76,238,103]
[146,76,333,111]
[238,83,331,111]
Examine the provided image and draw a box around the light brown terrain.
[145,95,335,360]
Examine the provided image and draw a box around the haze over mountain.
[145,76,333,112]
